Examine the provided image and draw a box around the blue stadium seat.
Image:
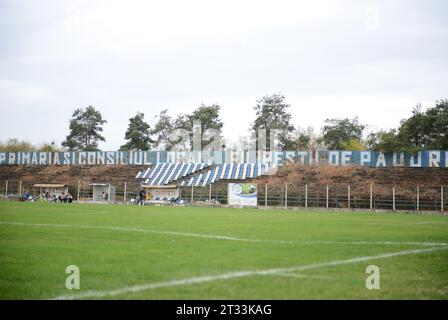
[136,162,269,187]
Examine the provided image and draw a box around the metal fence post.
[191,185,194,204]
[77,180,80,201]
[285,184,288,208]
[305,184,308,208]
[441,186,444,212]
[416,186,420,211]
[5,180,8,197]
[19,180,22,198]
[209,184,212,202]
[393,187,396,211]
[326,185,329,209]
[123,181,127,204]
[370,184,373,210]
[348,185,351,209]
[265,184,268,207]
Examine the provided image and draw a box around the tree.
[38,141,61,152]
[287,128,311,150]
[152,105,224,151]
[62,106,107,151]
[367,129,404,152]
[184,104,224,150]
[293,131,311,150]
[397,105,430,151]
[0,138,36,152]
[151,109,179,151]
[250,93,295,150]
[321,117,366,150]
[398,100,448,150]
[341,139,366,151]
[368,99,448,152]
[288,127,326,151]
[0,139,61,152]
[424,99,448,149]
[120,112,154,151]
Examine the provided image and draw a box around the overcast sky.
[0,0,447,150]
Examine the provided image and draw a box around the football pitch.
[0,201,447,300]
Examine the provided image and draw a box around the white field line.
[272,272,333,280]
[412,221,446,225]
[0,211,110,215]
[0,221,447,247]
[365,222,447,230]
[0,221,291,244]
[51,246,447,300]
[297,240,448,247]
[75,212,109,215]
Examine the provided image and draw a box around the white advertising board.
[228,183,257,206]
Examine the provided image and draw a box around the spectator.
[22,191,30,202]
[138,188,146,205]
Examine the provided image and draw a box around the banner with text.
[0,150,447,168]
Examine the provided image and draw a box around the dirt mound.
[0,165,145,194]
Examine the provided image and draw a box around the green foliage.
[425,99,448,149]
[0,138,36,152]
[62,106,107,151]
[286,130,312,150]
[367,129,405,152]
[369,99,448,152]
[0,139,60,152]
[120,112,154,151]
[294,132,311,150]
[321,117,366,150]
[152,105,224,150]
[341,139,366,151]
[151,109,182,151]
[38,142,61,152]
[251,93,295,150]
[398,100,448,150]
[5,97,446,153]
[185,104,224,150]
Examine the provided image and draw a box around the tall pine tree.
[120,111,154,151]
[62,106,107,151]
[251,93,295,150]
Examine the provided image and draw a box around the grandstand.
[136,162,271,187]
[0,160,447,210]
[136,162,210,185]
[136,162,272,203]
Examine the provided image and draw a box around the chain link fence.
[0,179,445,212]
[0,179,140,204]
[179,183,446,212]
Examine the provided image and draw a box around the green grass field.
[0,201,447,300]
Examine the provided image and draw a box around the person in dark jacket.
[138,188,146,205]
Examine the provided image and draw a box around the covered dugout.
[90,183,116,203]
